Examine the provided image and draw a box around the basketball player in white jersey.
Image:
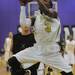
[8,0,73,75]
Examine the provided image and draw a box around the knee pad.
[25,62,40,75]
[28,62,40,70]
[61,71,73,75]
[66,72,73,75]
[11,69,25,75]
[8,56,21,69]
[8,56,25,75]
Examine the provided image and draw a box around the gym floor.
[0,57,75,75]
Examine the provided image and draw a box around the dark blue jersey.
[12,33,36,54]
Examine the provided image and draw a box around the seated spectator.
[9,7,40,75]
[4,32,13,71]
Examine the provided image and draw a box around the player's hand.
[20,0,33,6]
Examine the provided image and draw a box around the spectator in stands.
[65,35,75,75]
[9,5,40,75]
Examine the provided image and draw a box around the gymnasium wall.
[0,0,75,49]
[0,0,20,49]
